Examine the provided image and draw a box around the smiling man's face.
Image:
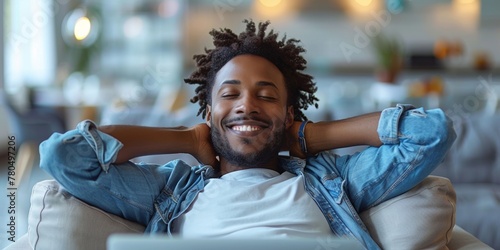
[206,54,294,169]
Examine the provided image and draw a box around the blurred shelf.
[328,65,500,77]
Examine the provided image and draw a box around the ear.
[205,105,212,127]
[285,106,294,129]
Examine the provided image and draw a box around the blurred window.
[4,0,56,93]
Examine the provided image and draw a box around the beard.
[211,121,285,168]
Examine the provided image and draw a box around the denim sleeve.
[336,104,457,212]
[39,120,173,225]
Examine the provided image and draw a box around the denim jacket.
[39,104,456,249]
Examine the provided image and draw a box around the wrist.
[186,123,212,158]
[185,127,199,156]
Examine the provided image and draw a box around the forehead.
[213,54,286,90]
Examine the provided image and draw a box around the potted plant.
[372,33,403,84]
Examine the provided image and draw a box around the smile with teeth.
[231,125,262,132]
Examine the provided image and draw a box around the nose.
[235,94,259,115]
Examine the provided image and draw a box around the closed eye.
[221,93,239,98]
[258,95,277,101]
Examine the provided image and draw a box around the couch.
[2,99,497,249]
[3,175,493,250]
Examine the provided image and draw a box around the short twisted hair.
[184,19,318,121]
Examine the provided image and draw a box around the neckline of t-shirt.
[220,168,281,181]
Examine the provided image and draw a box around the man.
[40,20,456,249]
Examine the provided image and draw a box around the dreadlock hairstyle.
[184,19,319,121]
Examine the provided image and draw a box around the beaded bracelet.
[298,120,311,154]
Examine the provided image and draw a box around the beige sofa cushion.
[28,180,145,250]
[360,175,457,250]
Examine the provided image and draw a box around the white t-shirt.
[173,168,332,238]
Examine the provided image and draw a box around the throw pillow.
[28,179,145,250]
[360,175,456,250]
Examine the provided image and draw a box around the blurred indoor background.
[1,0,500,127]
[1,0,499,249]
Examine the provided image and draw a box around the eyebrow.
[220,80,279,89]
